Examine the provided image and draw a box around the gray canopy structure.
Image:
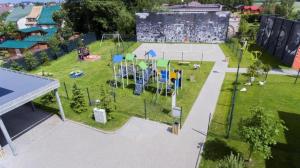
[0,68,65,156]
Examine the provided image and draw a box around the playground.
[32,40,214,131]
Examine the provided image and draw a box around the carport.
[0,68,65,156]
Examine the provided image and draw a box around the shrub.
[217,153,245,168]
[40,51,50,65]
[41,93,55,105]
[10,61,23,71]
[70,84,87,113]
[24,51,38,70]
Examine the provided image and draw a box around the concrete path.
[1,43,227,168]
[226,68,299,76]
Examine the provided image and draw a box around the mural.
[257,15,268,46]
[267,18,283,55]
[274,20,293,60]
[283,22,300,65]
[258,15,300,66]
[136,12,230,43]
[261,16,275,48]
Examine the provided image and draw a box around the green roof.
[138,61,148,70]
[19,27,46,33]
[0,40,37,49]
[157,59,169,68]
[23,35,50,42]
[37,5,61,25]
[6,5,33,23]
[125,53,135,61]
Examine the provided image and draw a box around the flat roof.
[0,68,59,116]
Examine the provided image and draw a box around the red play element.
[292,46,300,69]
[84,55,101,62]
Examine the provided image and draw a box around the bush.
[24,51,38,70]
[41,93,55,105]
[217,153,245,168]
[39,51,50,65]
[10,61,23,71]
[70,84,87,113]
[99,84,116,120]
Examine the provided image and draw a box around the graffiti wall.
[257,15,300,66]
[136,12,230,43]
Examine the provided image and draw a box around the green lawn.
[32,40,214,131]
[220,41,288,69]
[200,73,300,168]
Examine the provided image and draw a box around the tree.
[262,64,272,81]
[217,153,245,168]
[70,84,87,114]
[275,0,295,18]
[53,9,74,40]
[0,22,18,39]
[64,0,135,35]
[239,18,250,38]
[24,51,38,70]
[48,36,61,59]
[0,50,9,59]
[39,51,50,65]
[262,0,277,14]
[10,61,23,71]
[99,84,116,120]
[238,106,287,161]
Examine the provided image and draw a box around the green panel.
[125,53,135,61]
[138,61,148,70]
[157,59,169,68]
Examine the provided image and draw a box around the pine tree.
[70,84,87,113]
[99,84,115,120]
[24,51,38,70]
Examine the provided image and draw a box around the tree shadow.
[266,111,300,168]
[202,138,238,161]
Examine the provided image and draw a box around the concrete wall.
[257,15,300,66]
[136,11,230,43]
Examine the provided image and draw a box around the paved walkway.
[0,44,226,168]
[226,68,299,76]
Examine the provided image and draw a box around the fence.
[3,32,97,70]
[59,81,181,126]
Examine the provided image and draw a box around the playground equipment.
[112,54,125,89]
[69,70,84,78]
[134,61,153,95]
[125,53,137,85]
[78,46,90,60]
[100,33,124,53]
[156,59,171,96]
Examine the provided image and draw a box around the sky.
[0,0,61,3]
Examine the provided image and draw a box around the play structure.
[77,46,101,61]
[111,49,183,97]
[100,33,124,53]
[69,70,84,78]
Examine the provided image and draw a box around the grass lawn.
[200,73,300,168]
[32,40,214,131]
[220,40,288,69]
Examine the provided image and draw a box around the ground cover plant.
[32,40,213,131]
[200,73,300,168]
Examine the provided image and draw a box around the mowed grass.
[32,40,214,131]
[200,73,300,168]
[219,41,288,69]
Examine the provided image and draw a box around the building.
[240,6,262,15]
[0,40,39,58]
[0,68,65,156]
[37,5,61,29]
[136,1,230,43]
[5,5,33,29]
[166,2,223,12]
[25,6,43,27]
